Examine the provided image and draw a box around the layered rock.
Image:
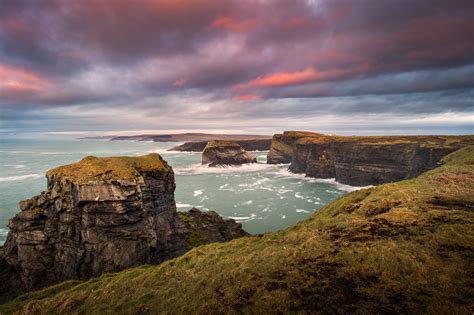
[270,132,474,186]
[170,139,272,152]
[0,154,248,302]
[202,141,257,167]
[267,131,324,164]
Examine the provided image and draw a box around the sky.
[0,0,473,137]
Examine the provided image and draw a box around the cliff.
[269,132,474,186]
[3,146,473,314]
[267,131,324,164]
[170,139,272,152]
[0,154,248,302]
[202,141,257,166]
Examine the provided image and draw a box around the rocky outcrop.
[0,154,248,302]
[267,131,324,164]
[170,139,272,152]
[270,132,474,186]
[202,141,257,167]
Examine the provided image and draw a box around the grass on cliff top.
[205,140,242,149]
[296,134,474,148]
[46,153,169,184]
[2,147,473,314]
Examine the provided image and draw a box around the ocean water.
[0,138,361,244]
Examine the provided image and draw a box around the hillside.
[2,147,473,314]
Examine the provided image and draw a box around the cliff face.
[271,132,474,186]
[267,131,324,164]
[170,139,272,152]
[202,141,257,167]
[0,154,248,302]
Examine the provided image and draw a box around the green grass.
[2,147,473,314]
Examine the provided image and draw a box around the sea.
[0,138,363,245]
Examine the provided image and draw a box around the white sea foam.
[296,209,311,213]
[228,213,258,222]
[0,174,41,182]
[3,164,25,169]
[193,189,204,197]
[176,203,193,208]
[228,216,252,220]
[242,200,253,205]
[295,192,304,199]
[0,228,8,237]
[174,162,281,175]
[271,168,372,192]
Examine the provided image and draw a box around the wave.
[174,162,283,176]
[228,213,258,222]
[3,164,25,169]
[0,228,8,237]
[193,189,204,197]
[270,168,371,192]
[176,203,193,208]
[295,209,311,213]
[0,174,41,182]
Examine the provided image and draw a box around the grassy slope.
[2,147,473,314]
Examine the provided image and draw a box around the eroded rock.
[0,153,248,302]
[202,141,257,167]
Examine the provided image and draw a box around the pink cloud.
[173,78,186,87]
[244,63,371,89]
[0,64,48,93]
[233,94,260,101]
[208,15,258,32]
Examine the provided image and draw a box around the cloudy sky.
[1,0,473,136]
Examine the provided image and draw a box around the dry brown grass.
[46,153,169,184]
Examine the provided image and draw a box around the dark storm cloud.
[0,0,473,133]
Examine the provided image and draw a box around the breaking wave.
[0,174,41,182]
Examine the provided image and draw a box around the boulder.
[0,153,248,302]
[202,141,257,167]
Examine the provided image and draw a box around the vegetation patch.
[46,153,169,184]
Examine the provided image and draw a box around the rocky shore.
[0,154,248,302]
[268,131,474,186]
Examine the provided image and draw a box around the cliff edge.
[0,154,248,302]
[3,147,472,314]
[268,132,474,186]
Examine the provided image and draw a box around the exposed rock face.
[170,139,272,152]
[270,132,474,186]
[267,131,324,164]
[0,154,248,302]
[202,141,257,167]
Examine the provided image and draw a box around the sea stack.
[0,154,248,302]
[202,141,257,167]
